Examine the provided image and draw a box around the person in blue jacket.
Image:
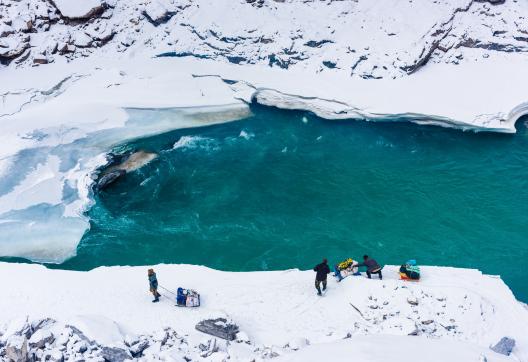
[148,268,161,303]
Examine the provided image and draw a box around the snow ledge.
[0,263,527,361]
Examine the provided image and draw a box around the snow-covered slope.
[0,263,527,361]
[277,336,513,362]
[2,0,528,78]
[1,0,528,264]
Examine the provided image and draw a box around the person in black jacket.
[356,255,383,279]
[313,258,331,295]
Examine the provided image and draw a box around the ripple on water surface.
[59,106,528,302]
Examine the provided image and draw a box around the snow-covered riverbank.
[1,1,528,359]
[0,263,527,361]
[2,0,528,263]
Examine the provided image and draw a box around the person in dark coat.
[148,268,161,303]
[356,255,382,279]
[313,258,331,295]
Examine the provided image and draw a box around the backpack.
[177,287,201,307]
[177,288,187,306]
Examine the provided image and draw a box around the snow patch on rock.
[49,0,105,20]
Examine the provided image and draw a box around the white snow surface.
[0,262,527,361]
[49,0,104,19]
[277,336,513,362]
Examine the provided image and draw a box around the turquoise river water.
[57,106,528,301]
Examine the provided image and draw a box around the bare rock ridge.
[1,0,527,78]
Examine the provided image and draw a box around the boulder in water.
[95,150,157,191]
[96,169,126,191]
[105,150,157,173]
[112,150,158,173]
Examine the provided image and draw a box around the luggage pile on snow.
[399,259,420,281]
[338,258,356,271]
[195,318,239,341]
[176,288,200,307]
[333,258,360,281]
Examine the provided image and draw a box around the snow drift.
[0,263,527,361]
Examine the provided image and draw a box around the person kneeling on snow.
[357,255,383,280]
[313,258,331,295]
[148,268,161,303]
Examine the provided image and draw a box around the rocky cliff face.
[0,316,244,362]
[1,0,527,78]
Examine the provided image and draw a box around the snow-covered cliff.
[0,263,527,361]
[1,0,528,265]
[2,0,527,79]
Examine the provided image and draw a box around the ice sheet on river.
[0,95,251,262]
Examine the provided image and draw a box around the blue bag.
[176,287,187,306]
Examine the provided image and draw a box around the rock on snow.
[492,337,516,357]
[49,0,105,19]
[4,335,28,362]
[28,328,54,349]
[143,0,177,26]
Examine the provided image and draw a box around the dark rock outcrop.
[195,318,240,341]
[491,337,516,356]
[101,346,131,361]
[48,0,106,20]
[96,169,126,191]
